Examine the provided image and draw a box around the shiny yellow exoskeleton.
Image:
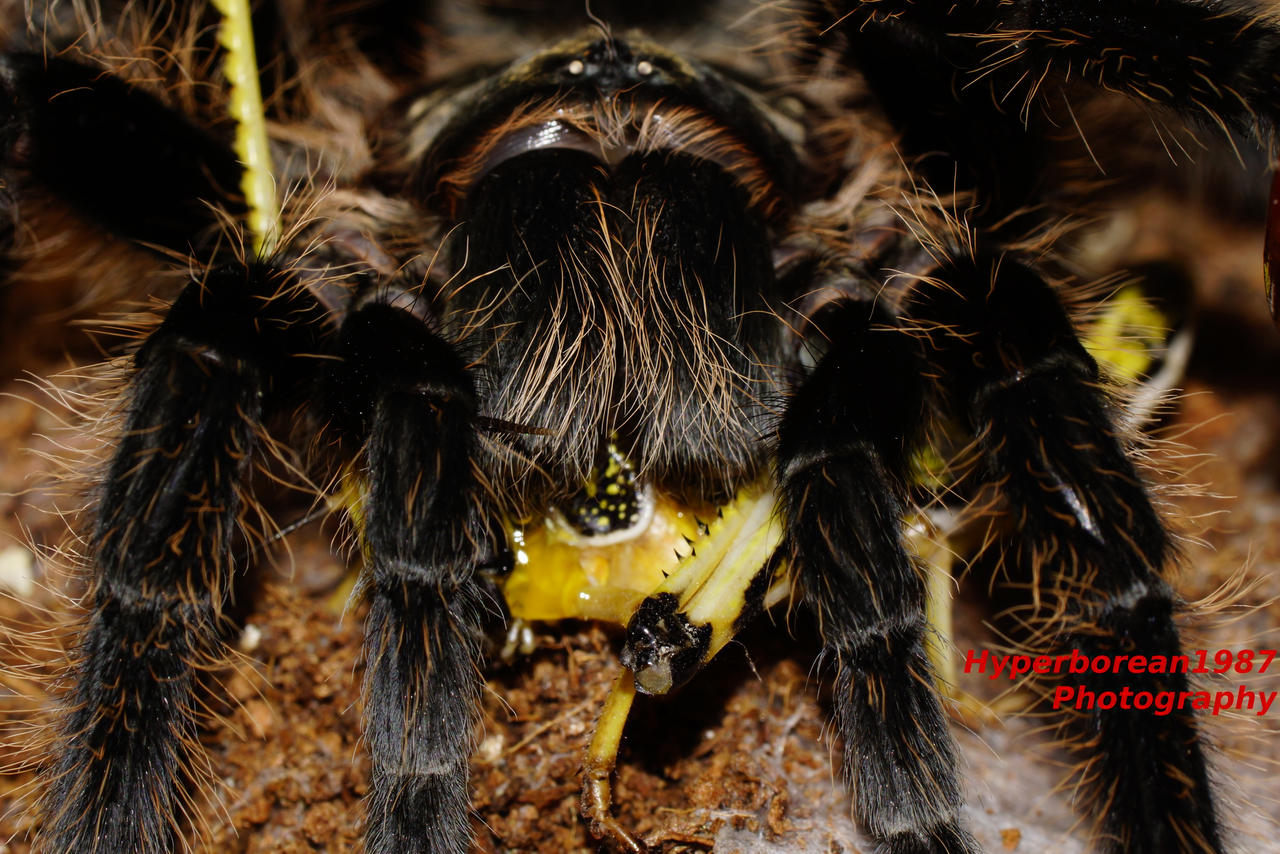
[498,442,788,852]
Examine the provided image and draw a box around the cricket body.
[7,0,1264,852]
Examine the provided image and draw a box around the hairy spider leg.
[812,1,1040,235]
[0,56,243,251]
[822,0,1280,321]
[917,271,1193,727]
[36,267,318,853]
[777,301,981,854]
[332,295,497,854]
[0,51,306,854]
[913,256,1223,854]
[825,0,1280,138]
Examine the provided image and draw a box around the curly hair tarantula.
[1,0,1278,851]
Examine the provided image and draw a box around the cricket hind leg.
[911,254,1223,854]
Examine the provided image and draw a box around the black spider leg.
[0,55,243,251]
[778,300,980,854]
[912,256,1222,854]
[332,292,496,854]
[823,0,1280,141]
[37,266,319,853]
[978,0,1280,141]
[808,2,1045,233]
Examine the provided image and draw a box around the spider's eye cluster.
[555,37,662,90]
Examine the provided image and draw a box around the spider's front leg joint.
[333,294,498,854]
[0,54,244,250]
[38,265,320,854]
[911,253,1224,854]
[779,300,979,854]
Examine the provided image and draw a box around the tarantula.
[1,0,1276,852]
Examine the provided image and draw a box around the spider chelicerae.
[0,1,1278,852]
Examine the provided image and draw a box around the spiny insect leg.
[37,266,315,853]
[913,255,1223,854]
[334,296,495,854]
[778,301,979,854]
